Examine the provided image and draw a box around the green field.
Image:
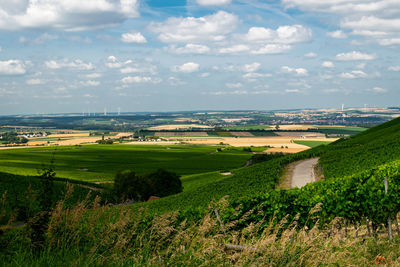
[293,140,333,148]
[315,125,367,135]
[0,144,252,182]
[222,125,272,130]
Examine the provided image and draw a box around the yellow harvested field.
[230,132,254,137]
[266,147,308,153]
[28,137,102,146]
[147,124,213,130]
[275,125,316,130]
[156,132,208,137]
[36,132,90,138]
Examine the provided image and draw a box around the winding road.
[289,157,319,188]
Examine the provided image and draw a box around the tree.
[113,169,183,202]
[113,170,148,201]
[144,169,182,198]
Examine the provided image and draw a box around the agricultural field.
[147,124,213,130]
[0,144,252,182]
[222,125,271,130]
[293,140,334,148]
[155,132,208,137]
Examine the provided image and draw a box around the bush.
[113,169,182,202]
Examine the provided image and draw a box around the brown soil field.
[155,132,209,137]
[147,124,213,130]
[230,132,254,137]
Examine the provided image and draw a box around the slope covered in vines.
[319,117,400,179]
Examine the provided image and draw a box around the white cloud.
[85,73,102,79]
[242,62,261,73]
[218,45,250,54]
[356,63,366,69]
[121,32,147,43]
[304,52,317,58]
[199,72,210,78]
[281,66,308,76]
[149,11,238,43]
[105,56,132,68]
[196,0,231,5]
[370,87,387,93]
[243,72,271,79]
[0,60,26,75]
[378,38,400,46]
[283,1,400,46]
[322,61,334,68]
[120,65,157,74]
[168,77,186,86]
[172,62,200,73]
[45,59,94,70]
[335,51,376,61]
[251,44,292,55]
[80,80,100,86]
[327,30,347,39]
[388,66,400,71]
[26,79,45,85]
[0,0,139,31]
[226,83,242,88]
[168,44,210,54]
[340,70,367,79]
[243,25,312,44]
[285,89,300,93]
[121,76,160,84]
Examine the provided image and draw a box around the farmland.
[293,140,333,148]
[0,144,252,182]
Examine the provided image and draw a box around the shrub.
[113,169,182,202]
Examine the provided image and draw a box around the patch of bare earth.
[280,157,319,189]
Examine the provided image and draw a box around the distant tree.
[275,124,280,130]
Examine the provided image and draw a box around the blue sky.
[0,0,399,115]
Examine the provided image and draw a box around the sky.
[0,0,399,115]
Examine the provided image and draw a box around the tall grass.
[1,192,399,266]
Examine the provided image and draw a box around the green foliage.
[0,172,104,224]
[225,160,400,230]
[113,169,182,201]
[250,152,284,164]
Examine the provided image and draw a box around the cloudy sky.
[0,0,399,115]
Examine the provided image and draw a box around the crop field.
[293,140,334,148]
[229,132,254,137]
[0,144,252,182]
[222,125,271,130]
[147,124,213,130]
[155,132,208,137]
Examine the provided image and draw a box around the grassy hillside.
[0,172,104,224]
[0,144,252,182]
[319,117,400,178]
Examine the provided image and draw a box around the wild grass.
[1,194,399,266]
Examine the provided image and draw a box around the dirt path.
[282,157,319,189]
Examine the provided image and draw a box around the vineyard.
[1,118,400,264]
